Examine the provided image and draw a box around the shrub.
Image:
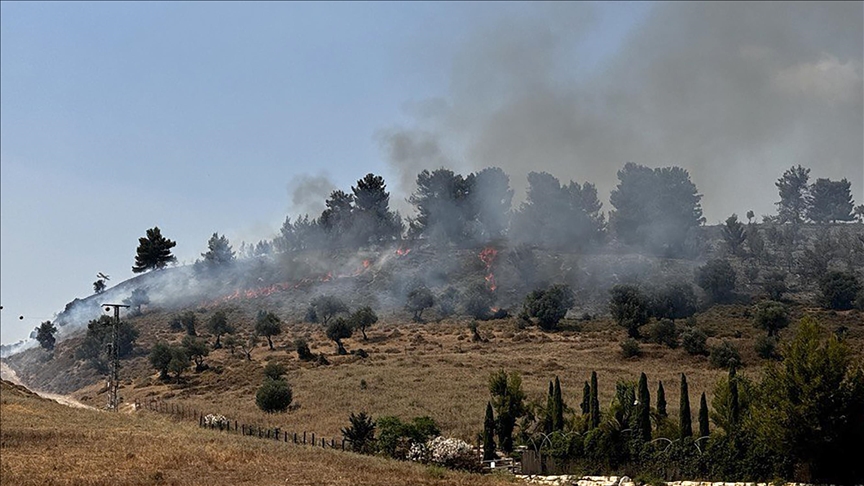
[648,319,678,348]
[650,283,698,321]
[406,286,435,322]
[762,272,788,301]
[522,284,575,331]
[377,416,441,460]
[696,259,737,303]
[755,335,779,360]
[170,311,197,336]
[608,284,650,338]
[709,341,742,369]
[753,300,790,337]
[462,283,494,321]
[818,271,862,310]
[620,338,641,358]
[294,338,314,361]
[423,436,479,471]
[255,378,293,413]
[681,327,708,356]
[341,412,376,454]
[437,287,460,318]
[262,361,287,380]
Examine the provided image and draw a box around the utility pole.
[101,303,129,412]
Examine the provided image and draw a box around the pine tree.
[201,232,235,266]
[775,165,810,224]
[698,392,710,438]
[637,372,651,441]
[483,402,496,460]
[589,371,600,429]
[679,373,693,439]
[657,381,667,418]
[132,227,177,273]
[36,320,57,351]
[553,376,564,432]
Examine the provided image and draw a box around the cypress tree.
[679,373,693,439]
[637,372,651,441]
[589,371,600,429]
[544,381,554,433]
[483,402,496,460]
[729,367,740,429]
[657,380,667,418]
[698,392,710,438]
[553,376,564,431]
[581,381,590,415]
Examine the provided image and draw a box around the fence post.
[341,440,345,451]
[330,439,335,448]
[235,421,238,432]
[311,433,315,445]
[303,432,306,444]
[199,414,203,427]
[294,433,297,444]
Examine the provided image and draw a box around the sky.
[1,2,861,344]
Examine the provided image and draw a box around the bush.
[648,319,678,348]
[754,335,779,360]
[762,272,788,301]
[255,378,293,413]
[377,416,441,460]
[522,284,575,331]
[620,338,641,358]
[651,283,698,321]
[341,412,376,454]
[753,300,790,337]
[709,341,742,369]
[294,338,314,361]
[818,271,862,310]
[263,361,287,380]
[406,286,435,322]
[681,327,708,356]
[608,284,650,339]
[696,259,737,303]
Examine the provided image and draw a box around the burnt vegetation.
[10,163,864,484]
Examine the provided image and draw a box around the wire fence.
[137,398,352,451]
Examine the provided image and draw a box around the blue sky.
[2,2,861,345]
[0,2,651,343]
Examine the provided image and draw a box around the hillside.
[4,223,863,448]
[0,378,514,486]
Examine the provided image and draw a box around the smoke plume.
[379,2,863,222]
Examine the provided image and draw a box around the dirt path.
[0,360,97,411]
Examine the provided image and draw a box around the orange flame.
[396,247,411,256]
[479,247,499,292]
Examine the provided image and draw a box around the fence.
[137,399,352,451]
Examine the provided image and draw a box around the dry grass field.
[0,379,517,486]
[12,302,858,445]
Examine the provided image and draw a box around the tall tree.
[553,376,564,432]
[36,320,57,351]
[636,373,651,441]
[511,171,605,250]
[589,371,601,429]
[722,214,747,256]
[581,381,591,415]
[698,392,710,438]
[408,168,475,244]
[488,370,526,453]
[132,227,177,273]
[807,178,855,223]
[775,165,810,224]
[679,373,693,440]
[609,163,704,256]
[608,284,650,338]
[470,167,514,242]
[207,311,234,349]
[657,380,667,418]
[351,173,403,245]
[254,310,282,350]
[483,402,496,460]
[201,232,235,266]
[318,190,355,247]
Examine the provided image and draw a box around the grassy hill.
[0,378,515,486]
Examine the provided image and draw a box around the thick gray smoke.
[379,2,863,223]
